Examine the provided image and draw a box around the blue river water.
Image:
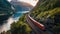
[0,2,33,32]
[13,12,23,19]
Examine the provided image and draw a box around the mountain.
[0,0,60,34]
[0,0,15,24]
[30,0,60,34]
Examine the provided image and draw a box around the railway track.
[26,14,54,34]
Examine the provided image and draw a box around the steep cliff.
[0,0,15,22]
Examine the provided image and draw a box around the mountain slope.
[0,0,15,15]
[0,0,60,34]
[30,0,60,34]
[0,0,15,24]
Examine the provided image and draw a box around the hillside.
[0,0,60,34]
[0,14,33,34]
[30,0,60,34]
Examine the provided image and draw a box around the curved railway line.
[26,14,54,34]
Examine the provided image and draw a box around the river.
[0,1,34,33]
